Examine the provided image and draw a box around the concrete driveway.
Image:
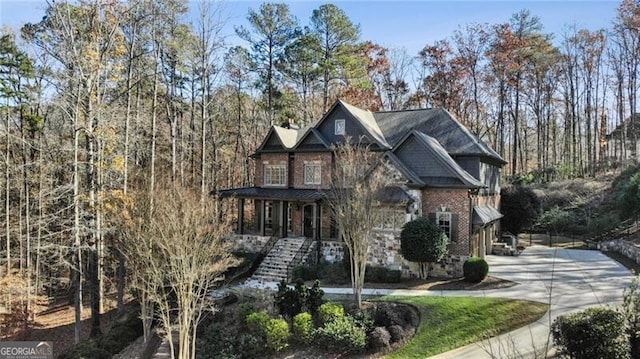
[429,246,635,359]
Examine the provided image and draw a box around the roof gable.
[392,130,484,188]
[375,108,505,164]
[293,128,331,151]
[315,100,391,149]
[255,127,286,153]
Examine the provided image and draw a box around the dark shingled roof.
[473,205,503,225]
[374,108,505,164]
[219,187,326,201]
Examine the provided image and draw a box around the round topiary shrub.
[264,318,290,352]
[314,316,367,353]
[246,311,271,337]
[317,302,345,326]
[463,257,489,283]
[292,312,314,344]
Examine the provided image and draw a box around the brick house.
[220,100,505,279]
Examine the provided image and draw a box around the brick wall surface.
[421,188,471,256]
[292,152,333,189]
[257,153,288,187]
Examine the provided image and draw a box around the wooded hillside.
[2,0,640,345]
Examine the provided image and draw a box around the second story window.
[264,164,286,186]
[304,162,322,185]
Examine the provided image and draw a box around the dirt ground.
[3,296,126,357]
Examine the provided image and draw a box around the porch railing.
[286,237,314,282]
[260,225,281,255]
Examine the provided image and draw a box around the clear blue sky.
[1,1,620,55]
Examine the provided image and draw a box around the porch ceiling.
[218,187,327,201]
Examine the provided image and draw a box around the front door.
[303,204,314,238]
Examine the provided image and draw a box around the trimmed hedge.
[463,257,489,283]
[551,307,628,359]
[314,316,367,353]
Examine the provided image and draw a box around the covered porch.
[471,205,504,257]
[219,187,339,242]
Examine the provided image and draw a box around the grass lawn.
[379,296,549,358]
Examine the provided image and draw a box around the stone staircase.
[251,237,307,282]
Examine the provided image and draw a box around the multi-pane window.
[264,164,286,186]
[436,211,452,241]
[304,162,322,185]
[374,209,406,231]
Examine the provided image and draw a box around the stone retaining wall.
[598,238,640,264]
[319,229,466,278]
[227,234,270,253]
[230,232,467,279]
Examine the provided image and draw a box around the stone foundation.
[228,230,467,279]
[319,229,465,279]
[598,238,640,264]
[227,234,271,253]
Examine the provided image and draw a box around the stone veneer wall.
[227,234,271,253]
[598,238,640,264]
[229,232,468,278]
[319,229,467,279]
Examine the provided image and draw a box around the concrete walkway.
[239,246,635,358]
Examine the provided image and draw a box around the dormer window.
[335,119,345,135]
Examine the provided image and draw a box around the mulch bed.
[312,275,517,291]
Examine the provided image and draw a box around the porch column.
[260,199,265,236]
[280,201,289,238]
[315,201,321,241]
[238,198,245,234]
[479,227,486,258]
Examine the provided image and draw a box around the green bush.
[235,334,263,359]
[293,265,319,281]
[365,265,402,283]
[314,316,367,353]
[246,311,271,337]
[463,257,489,283]
[292,312,315,344]
[57,340,111,359]
[400,218,448,278]
[274,279,324,319]
[196,322,239,359]
[501,185,541,234]
[264,318,289,352]
[58,309,142,359]
[317,302,345,326]
[236,302,256,326]
[551,307,628,359]
[307,280,324,315]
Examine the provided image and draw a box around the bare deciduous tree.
[125,184,238,359]
[327,139,389,309]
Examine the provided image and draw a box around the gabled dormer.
[315,100,391,150]
[293,128,331,152]
[392,130,484,189]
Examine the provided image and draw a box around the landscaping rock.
[369,326,391,350]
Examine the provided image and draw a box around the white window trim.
[304,161,322,185]
[436,211,452,240]
[264,164,287,187]
[335,119,346,135]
